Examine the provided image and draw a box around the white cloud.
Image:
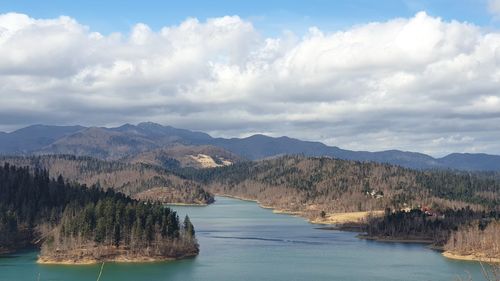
[1,12,500,156]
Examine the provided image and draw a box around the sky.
[1,0,500,156]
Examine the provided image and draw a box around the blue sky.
[0,0,494,35]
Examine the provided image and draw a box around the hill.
[0,155,213,205]
[126,144,242,169]
[186,155,500,219]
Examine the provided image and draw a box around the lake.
[0,196,484,281]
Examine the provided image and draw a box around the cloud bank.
[1,12,500,156]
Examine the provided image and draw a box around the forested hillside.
[187,156,500,217]
[0,155,213,205]
[0,163,198,262]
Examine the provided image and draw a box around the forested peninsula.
[0,163,198,264]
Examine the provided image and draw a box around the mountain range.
[1,122,500,171]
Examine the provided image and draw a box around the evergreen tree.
[184,215,195,237]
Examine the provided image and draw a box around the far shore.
[357,234,434,244]
[216,194,304,215]
[215,194,261,204]
[216,194,382,225]
[165,202,209,206]
[442,251,500,263]
[310,210,384,225]
[0,249,13,255]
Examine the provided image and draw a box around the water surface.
[0,197,484,281]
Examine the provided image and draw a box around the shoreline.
[357,234,434,244]
[37,252,198,265]
[165,202,209,206]
[215,194,261,204]
[310,210,384,225]
[216,195,496,264]
[216,195,437,243]
[0,249,13,255]
[442,251,500,263]
[216,194,304,216]
[216,194,381,225]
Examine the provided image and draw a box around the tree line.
[365,208,500,259]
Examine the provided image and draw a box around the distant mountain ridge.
[0,124,84,154]
[1,122,500,171]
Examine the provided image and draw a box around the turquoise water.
[0,197,484,281]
